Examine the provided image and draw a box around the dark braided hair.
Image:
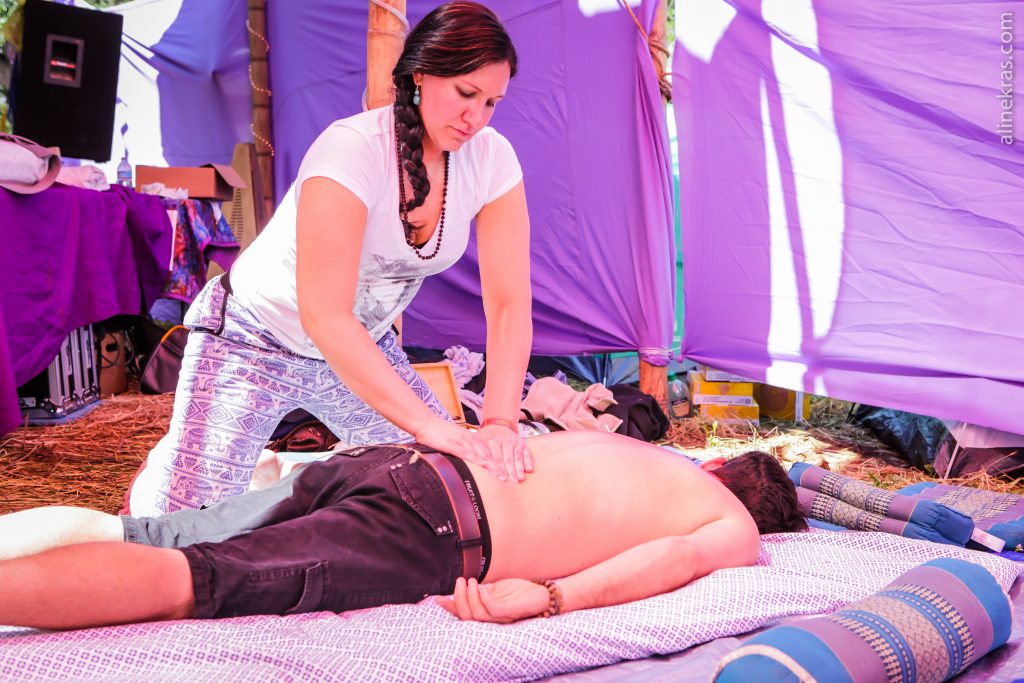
[392,2,518,212]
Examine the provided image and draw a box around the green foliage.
[0,0,17,22]
[0,0,20,48]
[702,420,722,447]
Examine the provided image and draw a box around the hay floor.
[0,385,173,514]
[1,392,1021,516]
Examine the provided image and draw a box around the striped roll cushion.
[790,463,975,546]
[712,558,1012,683]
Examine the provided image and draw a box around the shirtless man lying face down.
[0,431,805,629]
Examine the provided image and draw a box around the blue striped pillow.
[713,558,1012,683]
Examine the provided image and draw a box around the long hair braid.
[391,2,518,214]
[393,76,431,212]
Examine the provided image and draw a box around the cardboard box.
[698,403,760,423]
[753,384,811,421]
[689,371,755,406]
[136,163,246,201]
[698,364,752,383]
[411,362,466,423]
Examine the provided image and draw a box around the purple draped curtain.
[673,0,1024,433]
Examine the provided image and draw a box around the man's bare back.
[467,431,758,582]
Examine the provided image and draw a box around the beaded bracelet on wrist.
[534,579,563,618]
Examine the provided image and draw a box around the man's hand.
[414,420,532,482]
[437,577,550,623]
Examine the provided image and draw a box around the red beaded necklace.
[395,117,450,261]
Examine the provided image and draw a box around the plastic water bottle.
[116,152,132,188]
[668,378,689,420]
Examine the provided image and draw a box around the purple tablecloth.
[0,184,170,436]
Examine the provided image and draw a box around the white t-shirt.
[229,106,523,357]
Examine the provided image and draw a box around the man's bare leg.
[0,506,124,561]
[0,542,194,630]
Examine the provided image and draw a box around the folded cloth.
[797,486,971,546]
[0,133,61,194]
[713,557,1013,683]
[0,140,46,184]
[790,462,974,545]
[139,182,189,199]
[899,481,1024,551]
[56,165,110,191]
[522,370,567,399]
[521,377,622,433]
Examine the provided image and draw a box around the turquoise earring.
[413,85,421,106]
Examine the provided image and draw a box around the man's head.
[705,451,807,534]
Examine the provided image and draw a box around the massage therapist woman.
[129,2,533,516]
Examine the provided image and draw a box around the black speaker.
[13,0,123,161]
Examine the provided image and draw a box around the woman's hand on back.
[414,420,532,482]
[475,423,532,482]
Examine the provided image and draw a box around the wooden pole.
[367,0,407,110]
[638,0,671,413]
[639,357,669,417]
[248,0,275,219]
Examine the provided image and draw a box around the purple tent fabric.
[0,186,169,435]
[267,0,676,358]
[673,0,1024,433]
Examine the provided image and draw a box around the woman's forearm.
[482,299,532,422]
[304,313,441,436]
